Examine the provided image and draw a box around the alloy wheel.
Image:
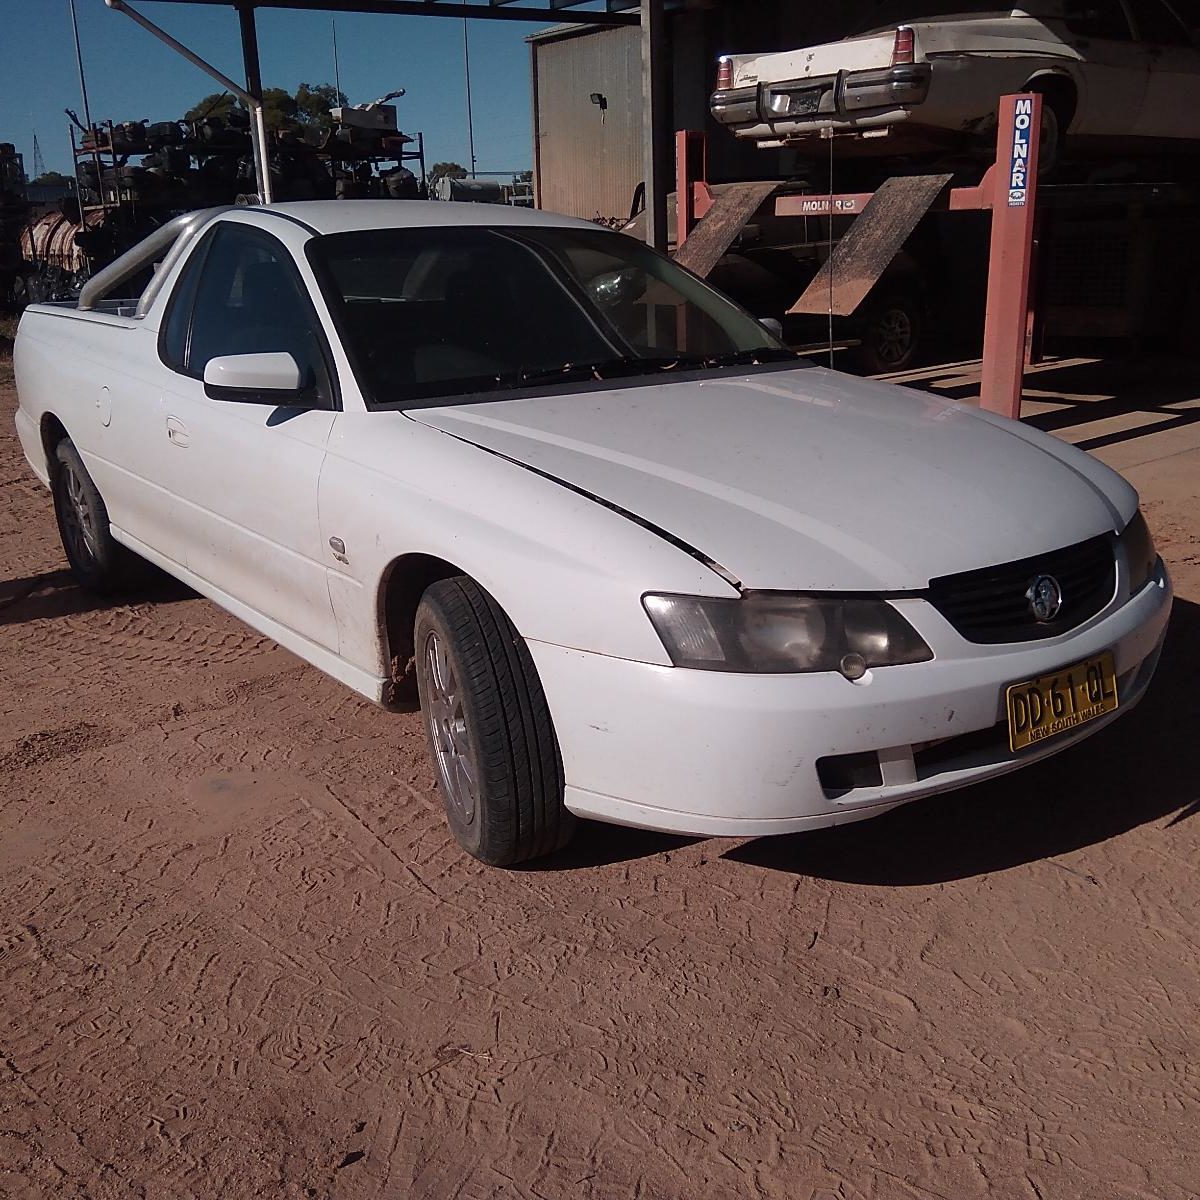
[423,629,478,826]
[872,306,914,367]
[60,463,98,568]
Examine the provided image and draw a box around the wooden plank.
[789,173,952,316]
[672,181,779,279]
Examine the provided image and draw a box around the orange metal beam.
[978,93,1042,419]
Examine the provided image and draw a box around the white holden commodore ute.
[13,201,1172,865]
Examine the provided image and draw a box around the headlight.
[1119,510,1158,593]
[643,592,933,675]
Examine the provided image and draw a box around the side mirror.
[203,352,304,404]
[759,317,784,340]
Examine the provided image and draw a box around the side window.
[186,223,336,407]
[1064,0,1135,39]
[159,231,212,372]
[1129,0,1191,44]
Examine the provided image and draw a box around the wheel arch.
[1022,71,1078,130]
[40,413,70,480]
[378,552,475,707]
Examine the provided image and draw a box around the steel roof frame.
[111,0,669,247]
[142,0,639,27]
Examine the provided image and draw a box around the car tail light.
[892,26,915,65]
[717,56,734,91]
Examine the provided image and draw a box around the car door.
[1059,0,1151,135]
[1126,0,1200,137]
[155,219,340,652]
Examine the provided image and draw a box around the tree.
[429,162,468,188]
[30,170,75,189]
[184,83,347,135]
[184,92,240,123]
[294,83,348,133]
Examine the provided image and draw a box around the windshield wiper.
[700,347,801,368]
[506,348,798,390]
[512,355,705,386]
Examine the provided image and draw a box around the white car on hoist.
[13,201,1172,865]
[710,0,1200,170]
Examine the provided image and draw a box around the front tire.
[414,577,575,866]
[51,439,140,594]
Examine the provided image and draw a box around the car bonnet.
[408,367,1134,592]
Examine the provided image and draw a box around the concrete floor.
[890,353,1200,600]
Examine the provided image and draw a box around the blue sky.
[1,0,550,179]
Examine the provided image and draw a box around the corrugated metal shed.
[529,24,643,224]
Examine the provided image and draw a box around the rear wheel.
[1020,81,1073,178]
[854,288,923,375]
[1037,101,1064,178]
[51,439,141,594]
[414,577,575,866]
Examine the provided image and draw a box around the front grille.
[927,535,1116,645]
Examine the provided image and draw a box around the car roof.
[251,199,600,236]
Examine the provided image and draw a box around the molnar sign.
[1007,96,1035,207]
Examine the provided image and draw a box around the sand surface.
[1,363,1197,1199]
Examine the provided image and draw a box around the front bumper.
[710,63,932,143]
[529,565,1172,837]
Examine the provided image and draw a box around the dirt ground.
[1,355,1198,1200]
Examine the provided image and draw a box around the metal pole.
[103,0,272,204]
[68,0,94,131]
[676,130,694,246]
[641,0,668,250]
[463,19,477,177]
[237,2,272,203]
[237,3,264,98]
[252,105,273,205]
[979,92,1042,419]
[332,19,342,99]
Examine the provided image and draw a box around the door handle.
[166,416,190,447]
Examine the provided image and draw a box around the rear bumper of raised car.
[710,63,932,143]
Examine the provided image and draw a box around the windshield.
[307,224,799,408]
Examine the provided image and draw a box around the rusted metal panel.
[672,181,778,279]
[19,210,104,274]
[790,173,952,317]
[531,25,643,223]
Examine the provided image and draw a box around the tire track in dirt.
[2,371,1199,1199]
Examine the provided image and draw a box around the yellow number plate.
[1006,650,1119,753]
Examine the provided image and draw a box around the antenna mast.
[463,19,477,177]
[68,0,94,130]
[332,19,342,99]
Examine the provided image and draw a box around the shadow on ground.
[0,568,193,626]
[900,354,1200,453]
[528,822,700,872]
[724,597,1199,885]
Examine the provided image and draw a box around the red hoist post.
[675,92,1043,420]
[676,129,713,244]
[979,92,1042,418]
